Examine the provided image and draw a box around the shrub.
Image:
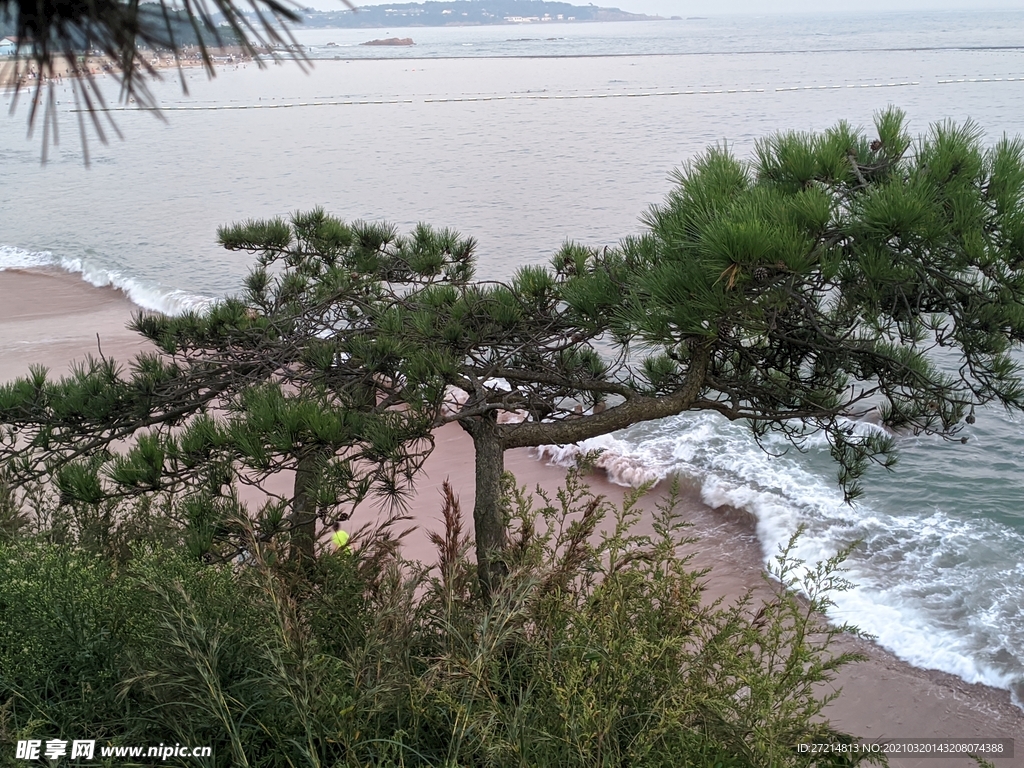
[0,468,879,767]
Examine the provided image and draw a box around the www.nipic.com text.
[15,739,212,761]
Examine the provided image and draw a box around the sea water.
[3,10,1024,704]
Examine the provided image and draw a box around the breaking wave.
[537,411,1024,707]
[0,245,218,316]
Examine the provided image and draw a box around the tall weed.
[0,468,879,767]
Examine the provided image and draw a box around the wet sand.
[1,269,1022,767]
[0,270,150,382]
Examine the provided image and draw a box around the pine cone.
[753,266,770,282]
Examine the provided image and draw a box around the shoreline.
[1,267,1022,766]
[0,46,259,91]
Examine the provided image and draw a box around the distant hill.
[294,1,657,28]
[0,2,652,52]
[0,2,653,44]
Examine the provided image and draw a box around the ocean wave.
[536,411,1024,703]
[536,435,665,487]
[0,245,218,316]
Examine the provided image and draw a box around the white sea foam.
[536,411,1024,703]
[0,245,218,316]
[536,435,665,487]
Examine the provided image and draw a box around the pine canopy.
[2,110,1023,580]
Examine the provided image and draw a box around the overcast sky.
[618,0,1023,13]
[309,0,1024,13]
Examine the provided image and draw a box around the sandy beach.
[0,270,151,382]
[1,268,1022,767]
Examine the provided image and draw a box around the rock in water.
[361,37,415,46]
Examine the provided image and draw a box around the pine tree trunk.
[290,451,319,561]
[471,414,508,598]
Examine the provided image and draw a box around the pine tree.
[393,110,1024,592]
[0,209,464,562]
[3,110,1024,594]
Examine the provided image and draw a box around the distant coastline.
[0,45,257,91]
[291,0,658,29]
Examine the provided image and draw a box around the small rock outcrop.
[361,37,415,46]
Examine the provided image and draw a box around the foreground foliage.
[0,471,877,767]
[1,0,340,157]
